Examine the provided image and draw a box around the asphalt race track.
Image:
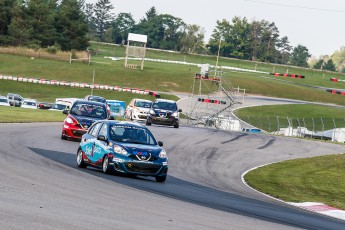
[1,122,345,230]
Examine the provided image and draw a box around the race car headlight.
[159,149,167,158]
[65,117,74,124]
[113,145,128,155]
[149,109,155,115]
[172,112,178,117]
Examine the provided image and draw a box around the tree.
[290,45,311,67]
[84,3,97,40]
[276,36,291,64]
[180,24,205,53]
[323,59,336,71]
[0,0,17,44]
[133,13,185,50]
[55,0,89,50]
[25,0,58,47]
[331,46,345,72]
[93,0,114,41]
[7,1,32,46]
[313,59,324,69]
[110,12,135,44]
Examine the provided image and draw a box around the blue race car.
[77,120,168,182]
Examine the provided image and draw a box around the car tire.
[102,155,113,174]
[174,123,179,128]
[61,134,67,140]
[76,149,87,168]
[155,175,166,182]
[130,112,134,121]
[146,119,152,126]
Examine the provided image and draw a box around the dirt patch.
[159,82,180,88]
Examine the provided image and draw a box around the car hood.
[71,115,103,129]
[120,143,163,157]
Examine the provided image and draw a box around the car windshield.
[70,103,107,119]
[109,125,157,145]
[134,101,152,108]
[52,104,66,110]
[24,101,36,106]
[152,101,177,111]
[0,98,8,103]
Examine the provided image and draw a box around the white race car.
[125,98,152,121]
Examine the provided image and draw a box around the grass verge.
[244,154,345,210]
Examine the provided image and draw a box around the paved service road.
[1,122,345,230]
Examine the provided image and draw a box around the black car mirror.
[178,109,182,112]
[97,135,107,142]
[109,115,115,120]
[158,141,163,147]
[63,109,69,114]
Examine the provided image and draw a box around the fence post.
[320,117,324,140]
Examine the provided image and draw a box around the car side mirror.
[158,141,163,147]
[97,135,107,142]
[178,109,182,112]
[108,115,115,120]
[63,109,69,114]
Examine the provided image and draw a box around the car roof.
[23,99,37,102]
[0,96,7,99]
[134,98,152,102]
[97,120,146,128]
[153,99,176,103]
[73,100,106,106]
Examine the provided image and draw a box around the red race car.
[61,100,113,140]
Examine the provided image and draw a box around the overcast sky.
[95,0,345,58]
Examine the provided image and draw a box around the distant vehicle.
[38,102,53,109]
[49,103,67,111]
[77,120,168,182]
[61,100,112,141]
[55,98,79,109]
[146,99,182,128]
[0,96,10,106]
[107,100,126,118]
[125,98,152,121]
[21,99,38,109]
[84,95,107,104]
[84,95,110,115]
[7,93,24,107]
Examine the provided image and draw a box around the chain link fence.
[180,115,345,143]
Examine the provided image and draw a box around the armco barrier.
[270,73,305,78]
[0,74,160,98]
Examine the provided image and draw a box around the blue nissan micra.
[77,120,168,182]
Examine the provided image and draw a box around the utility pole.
[91,68,95,95]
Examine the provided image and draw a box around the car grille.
[72,129,87,137]
[124,162,162,174]
[128,155,157,162]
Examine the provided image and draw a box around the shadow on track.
[29,147,345,230]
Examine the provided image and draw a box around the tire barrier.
[326,88,345,96]
[0,74,160,98]
[330,78,345,82]
[198,98,226,104]
[269,73,305,78]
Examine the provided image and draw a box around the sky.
[93,0,345,58]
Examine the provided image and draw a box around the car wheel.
[146,118,152,126]
[102,155,113,174]
[130,112,134,121]
[174,123,179,128]
[76,149,87,168]
[155,175,166,182]
[61,134,67,140]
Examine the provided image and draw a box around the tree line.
[0,0,343,71]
